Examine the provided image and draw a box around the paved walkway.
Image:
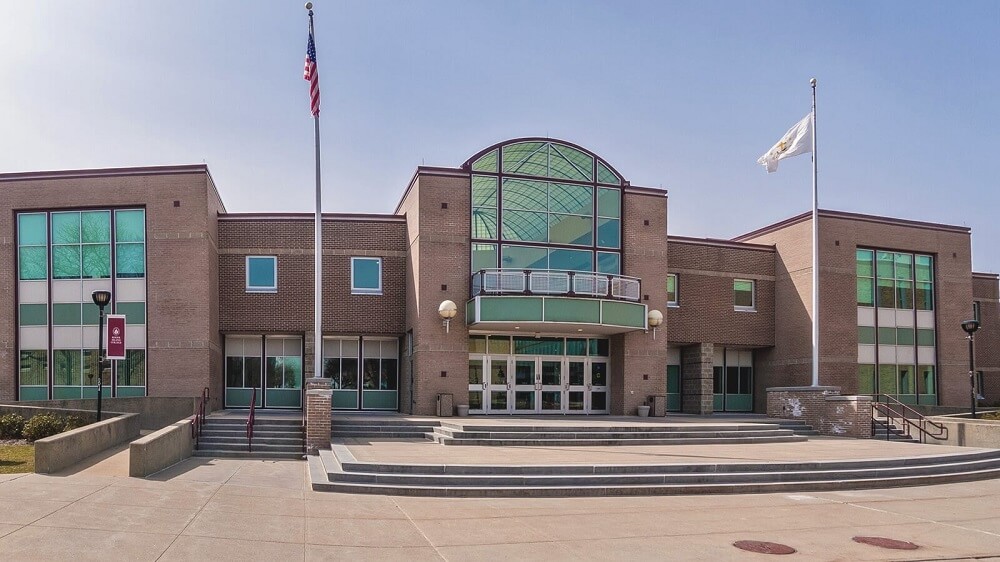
[1,453,999,560]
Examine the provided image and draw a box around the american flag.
[303,27,320,117]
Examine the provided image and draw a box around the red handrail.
[246,387,257,452]
[871,394,948,442]
[193,386,210,448]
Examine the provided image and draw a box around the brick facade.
[972,273,1000,405]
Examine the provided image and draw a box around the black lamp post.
[961,319,981,419]
[92,290,112,421]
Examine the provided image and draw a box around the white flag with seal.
[757,113,813,173]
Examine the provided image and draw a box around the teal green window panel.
[543,298,600,323]
[471,149,498,173]
[597,218,620,248]
[117,302,146,324]
[361,390,396,410]
[548,143,593,182]
[18,247,47,280]
[548,248,593,271]
[246,256,277,292]
[876,251,894,279]
[471,208,498,239]
[471,243,497,273]
[52,303,82,325]
[52,245,81,279]
[81,211,111,243]
[597,252,620,275]
[857,278,874,306]
[548,183,593,215]
[51,212,81,244]
[351,257,382,293]
[502,141,548,177]
[53,349,82,386]
[896,327,915,346]
[18,213,47,246]
[266,356,303,390]
[918,365,936,394]
[19,387,48,401]
[514,337,564,355]
[115,209,145,242]
[19,350,48,386]
[548,213,592,246]
[502,210,547,242]
[116,350,146,386]
[878,365,898,394]
[53,386,82,400]
[894,253,912,280]
[858,364,876,394]
[478,297,543,322]
[858,326,876,345]
[597,188,621,218]
[332,390,359,409]
[917,328,935,346]
[565,338,587,356]
[915,255,933,282]
[896,280,913,309]
[82,244,111,279]
[915,282,933,310]
[597,161,620,185]
[734,280,755,308]
[116,243,145,278]
[502,179,547,211]
[19,304,47,326]
[878,327,897,345]
[856,249,874,277]
[472,175,498,207]
[601,301,645,328]
[82,303,101,325]
[588,339,609,356]
[500,245,547,269]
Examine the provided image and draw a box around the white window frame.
[245,255,278,293]
[734,279,756,312]
[666,273,679,307]
[351,257,383,295]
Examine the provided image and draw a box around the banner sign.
[106,314,127,360]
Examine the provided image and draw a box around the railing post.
[567,271,575,296]
[523,269,531,295]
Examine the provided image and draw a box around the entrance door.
[540,360,563,412]
[589,359,609,413]
[513,359,537,413]
[468,357,485,413]
[566,360,587,413]
[487,357,511,413]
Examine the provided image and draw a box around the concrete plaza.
[0,445,999,561]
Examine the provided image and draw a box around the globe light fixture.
[439,300,458,333]
[647,309,663,339]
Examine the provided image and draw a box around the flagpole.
[810,77,819,387]
[307,3,323,382]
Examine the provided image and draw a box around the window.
[19,350,48,386]
[115,209,146,278]
[225,336,262,389]
[976,371,985,399]
[116,350,146,387]
[351,257,382,294]
[362,339,398,390]
[973,301,981,323]
[858,326,876,345]
[18,213,47,280]
[734,279,755,310]
[323,338,359,390]
[265,337,302,390]
[666,274,678,306]
[856,249,874,306]
[246,256,277,292]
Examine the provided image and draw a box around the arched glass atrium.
[466,139,624,275]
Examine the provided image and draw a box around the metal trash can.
[436,393,454,417]
[650,395,667,417]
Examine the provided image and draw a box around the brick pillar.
[681,343,713,415]
[304,330,317,379]
[304,377,331,454]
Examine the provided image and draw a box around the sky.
[2,1,998,272]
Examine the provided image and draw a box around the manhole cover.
[733,540,797,555]
[852,536,919,550]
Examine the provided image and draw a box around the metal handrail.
[470,268,642,302]
[871,394,948,443]
[192,386,210,449]
[246,387,257,452]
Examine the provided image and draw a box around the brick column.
[681,343,713,415]
[304,377,331,454]
[303,330,317,379]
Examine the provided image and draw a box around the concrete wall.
[927,416,1000,448]
[129,416,195,477]
[34,412,140,473]
[1,396,197,430]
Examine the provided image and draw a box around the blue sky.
[2,1,998,271]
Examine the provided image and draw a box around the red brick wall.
[973,274,999,404]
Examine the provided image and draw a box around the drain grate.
[733,540,797,555]
[852,536,919,550]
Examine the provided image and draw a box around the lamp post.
[92,290,112,421]
[438,300,458,333]
[961,319,980,419]
[647,309,663,339]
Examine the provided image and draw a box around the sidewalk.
[0,455,998,560]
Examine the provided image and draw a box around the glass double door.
[470,356,609,414]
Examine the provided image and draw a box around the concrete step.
[428,435,808,446]
[199,436,304,446]
[431,428,796,440]
[331,431,433,439]
[437,422,781,433]
[195,450,304,460]
[331,420,441,428]
[196,442,304,453]
[204,417,303,427]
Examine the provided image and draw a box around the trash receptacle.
[649,395,667,417]
[436,393,454,417]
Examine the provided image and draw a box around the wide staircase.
[331,417,441,439]
[195,415,305,459]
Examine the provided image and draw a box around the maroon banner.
[106,314,127,360]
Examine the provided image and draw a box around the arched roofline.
[461,137,628,185]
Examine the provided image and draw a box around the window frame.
[245,256,278,293]
[733,279,756,311]
[351,257,383,295]
[666,273,679,307]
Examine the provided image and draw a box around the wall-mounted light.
[438,300,458,333]
[647,309,663,339]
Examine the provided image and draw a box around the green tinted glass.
[19,350,48,386]
[81,211,111,243]
[897,327,915,346]
[18,304,47,326]
[502,210,547,242]
[898,365,915,394]
[117,350,146,386]
[857,278,874,306]
[548,143,593,182]
[468,336,486,353]
[82,303,101,325]
[917,329,935,346]
[502,142,547,176]
[51,212,81,244]
[53,350,82,386]
[878,365,898,394]
[876,252,894,278]
[548,214,592,245]
[503,178,547,211]
[597,252,620,274]
[471,243,497,272]
[18,213,47,246]
[876,278,895,308]
[471,208,498,239]
[734,280,754,307]
[597,188,620,218]
[514,336,564,355]
[500,245,547,269]
[566,338,587,356]
[472,175,498,207]
[82,244,111,279]
[116,243,145,278]
[548,183,593,215]
[52,245,81,279]
[19,246,47,280]
[597,161,620,184]
[247,256,276,290]
[894,253,912,280]
[878,327,896,345]
[548,248,593,271]
[896,280,913,309]
[588,338,609,356]
[858,364,876,394]
[351,258,381,291]
[915,282,933,310]
[52,303,82,325]
[918,365,935,394]
[115,210,145,242]
[471,149,498,173]
[915,255,933,282]
[597,218,620,248]
[856,249,873,277]
[858,326,876,345]
[117,302,146,324]
[487,336,511,355]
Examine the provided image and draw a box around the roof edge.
[0,164,210,182]
[219,212,404,223]
[734,209,972,242]
[972,271,999,280]
[668,235,775,252]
